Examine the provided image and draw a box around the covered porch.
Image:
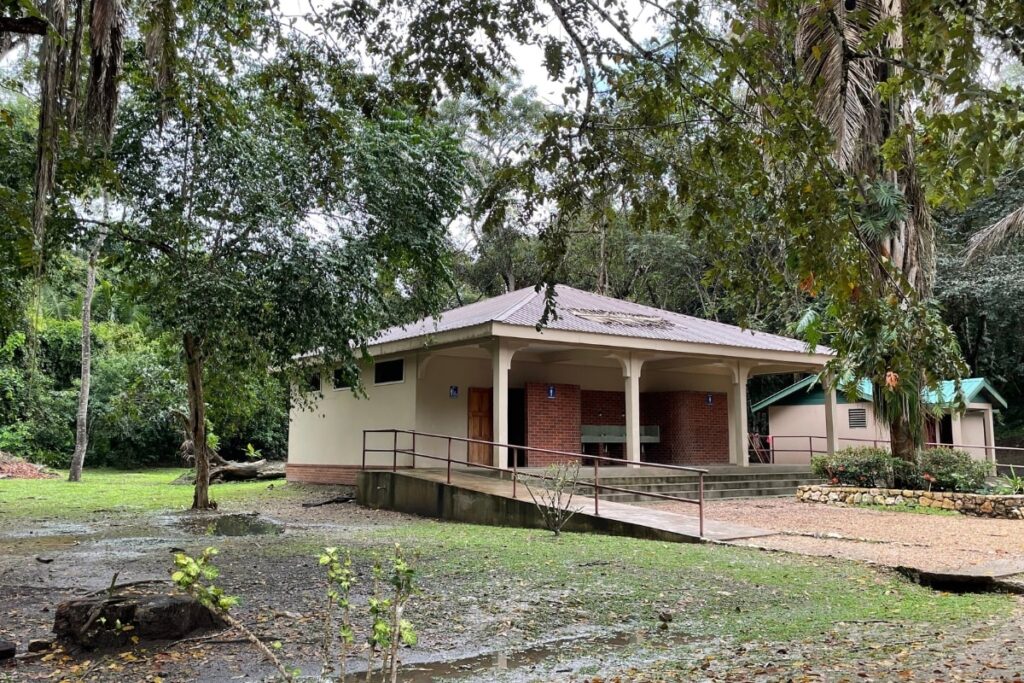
[408,334,832,470]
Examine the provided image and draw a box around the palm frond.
[795,0,881,172]
[965,203,1024,263]
[85,0,125,145]
[143,0,176,128]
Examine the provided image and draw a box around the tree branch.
[0,16,48,36]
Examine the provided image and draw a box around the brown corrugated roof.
[375,285,827,355]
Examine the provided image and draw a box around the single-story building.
[286,285,833,484]
[751,375,1007,464]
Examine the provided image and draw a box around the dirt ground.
[655,497,1024,573]
[3,483,1024,682]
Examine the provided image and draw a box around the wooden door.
[467,387,493,465]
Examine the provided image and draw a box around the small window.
[848,407,867,429]
[332,367,353,391]
[305,372,322,393]
[373,359,404,385]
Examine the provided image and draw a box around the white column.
[491,340,514,469]
[984,408,997,464]
[729,363,751,466]
[951,411,964,449]
[617,354,644,467]
[824,383,839,456]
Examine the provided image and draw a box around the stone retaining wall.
[796,485,1024,519]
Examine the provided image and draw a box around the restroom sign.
[547,385,557,399]
[449,385,459,399]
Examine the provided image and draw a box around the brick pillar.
[524,383,581,466]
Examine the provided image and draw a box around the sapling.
[386,545,417,683]
[364,559,390,683]
[170,547,298,682]
[319,546,357,681]
[519,460,583,536]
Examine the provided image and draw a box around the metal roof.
[374,285,827,355]
[751,375,1008,412]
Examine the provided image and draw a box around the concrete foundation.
[356,470,775,543]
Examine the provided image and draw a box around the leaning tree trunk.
[68,226,107,482]
[183,332,211,509]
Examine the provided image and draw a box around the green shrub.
[811,446,991,492]
[890,457,926,490]
[917,448,991,492]
[811,447,898,487]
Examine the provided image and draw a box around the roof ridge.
[493,286,542,324]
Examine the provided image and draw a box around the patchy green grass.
[0,471,1012,652]
[853,502,960,516]
[354,521,1009,644]
[0,468,305,519]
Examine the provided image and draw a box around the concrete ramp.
[357,469,775,543]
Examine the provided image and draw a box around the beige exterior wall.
[962,411,988,460]
[287,355,418,470]
[414,353,491,464]
[767,402,995,463]
[767,402,888,464]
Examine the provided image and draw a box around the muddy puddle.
[290,629,693,683]
[174,512,284,537]
[4,522,96,538]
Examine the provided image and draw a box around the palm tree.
[794,0,936,459]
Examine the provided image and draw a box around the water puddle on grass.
[5,522,95,538]
[176,512,284,537]
[343,629,691,682]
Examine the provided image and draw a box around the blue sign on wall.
[449,385,459,399]
[547,385,557,399]
[706,392,714,406]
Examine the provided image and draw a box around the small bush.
[813,446,992,493]
[917,448,991,492]
[811,447,897,487]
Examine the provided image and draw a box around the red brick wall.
[641,391,729,465]
[524,382,581,466]
[581,390,626,426]
[523,385,729,467]
[285,463,388,485]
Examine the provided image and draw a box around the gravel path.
[653,497,1024,573]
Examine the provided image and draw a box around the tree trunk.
[889,417,916,462]
[68,227,107,482]
[183,332,211,509]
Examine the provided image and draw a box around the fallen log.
[210,459,286,482]
[173,460,286,484]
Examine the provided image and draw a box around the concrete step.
[595,486,801,503]
[578,478,821,494]
[578,472,820,486]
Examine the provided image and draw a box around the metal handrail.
[361,428,706,538]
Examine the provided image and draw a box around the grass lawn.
[0,470,1018,681]
[368,521,1008,644]
[0,468,304,519]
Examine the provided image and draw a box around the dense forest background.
[5,145,1023,468]
[3,0,1024,471]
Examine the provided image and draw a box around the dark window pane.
[307,372,322,393]
[333,367,352,390]
[374,359,404,384]
[848,408,867,429]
